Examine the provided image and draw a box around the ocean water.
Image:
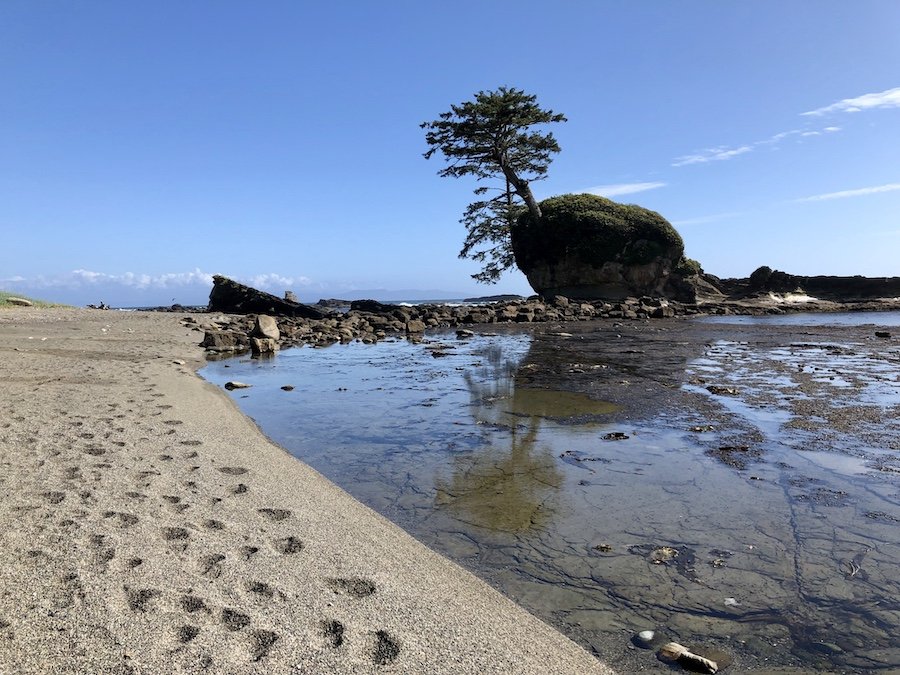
[200,315,900,672]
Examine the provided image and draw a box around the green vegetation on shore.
[0,290,70,309]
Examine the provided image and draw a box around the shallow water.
[201,321,900,672]
[697,309,900,327]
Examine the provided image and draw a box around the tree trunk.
[501,166,542,221]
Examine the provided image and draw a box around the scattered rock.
[875,330,891,338]
[7,297,33,306]
[224,381,252,390]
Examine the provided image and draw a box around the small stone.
[632,630,656,649]
[280,385,295,391]
[224,381,252,390]
[875,331,890,339]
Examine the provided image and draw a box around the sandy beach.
[0,308,613,674]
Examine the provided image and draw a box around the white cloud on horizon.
[1,269,316,293]
[801,86,900,116]
[795,182,900,202]
[585,181,667,197]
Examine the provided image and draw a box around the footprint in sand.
[218,467,248,476]
[221,608,250,631]
[124,586,161,613]
[258,508,291,522]
[249,629,279,662]
[273,536,303,554]
[245,581,275,600]
[180,594,209,613]
[162,527,190,551]
[325,577,377,599]
[43,491,66,505]
[372,630,401,665]
[239,545,259,561]
[199,553,226,578]
[103,511,139,527]
[177,625,200,643]
[322,619,344,648]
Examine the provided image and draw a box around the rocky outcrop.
[718,268,900,300]
[511,194,689,301]
[208,275,326,319]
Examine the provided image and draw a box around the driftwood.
[658,641,718,674]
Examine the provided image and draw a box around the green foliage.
[422,87,566,282]
[512,193,684,270]
[675,256,703,277]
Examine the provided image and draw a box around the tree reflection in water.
[435,342,563,532]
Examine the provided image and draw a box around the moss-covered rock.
[510,194,688,300]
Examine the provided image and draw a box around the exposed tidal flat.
[203,311,900,673]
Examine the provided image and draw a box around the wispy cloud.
[795,182,900,202]
[802,86,900,116]
[673,125,841,167]
[672,145,752,167]
[671,211,744,226]
[585,181,667,197]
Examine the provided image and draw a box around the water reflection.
[434,343,621,533]
[436,344,560,532]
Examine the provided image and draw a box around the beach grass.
[0,290,71,309]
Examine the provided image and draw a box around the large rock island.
[510,193,699,301]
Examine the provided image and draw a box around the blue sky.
[2,2,898,306]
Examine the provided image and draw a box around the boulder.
[510,194,687,301]
[252,315,280,340]
[250,337,278,355]
[405,320,427,334]
[201,330,248,352]
[6,297,33,307]
[208,275,325,319]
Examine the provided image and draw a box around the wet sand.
[0,308,612,674]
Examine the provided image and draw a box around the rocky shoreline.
[195,292,900,355]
